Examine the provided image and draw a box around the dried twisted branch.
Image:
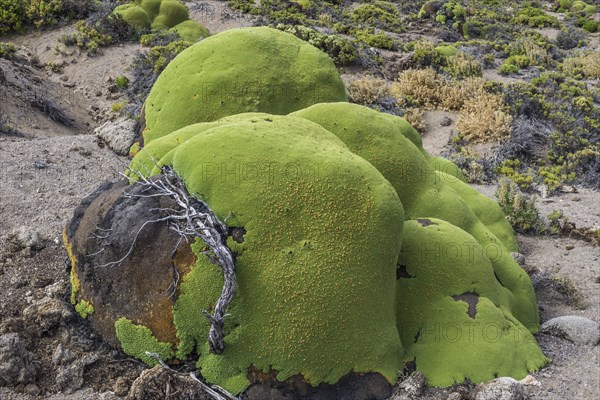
[145,352,238,400]
[126,166,237,355]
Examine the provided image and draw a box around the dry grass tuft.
[347,76,390,105]
[561,51,600,79]
[391,68,511,142]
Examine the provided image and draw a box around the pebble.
[542,316,600,346]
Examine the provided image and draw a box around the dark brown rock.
[243,369,392,400]
[65,179,196,345]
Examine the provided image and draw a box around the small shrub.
[60,20,113,55]
[354,28,395,50]
[391,68,464,110]
[556,26,586,50]
[115,75,129,89]
[495,159,534,189]
[275,24,357,66]
[45,61,62,73]
[347,76,390,105]
[350,1,403,33]
[495,178,544,234]
[111,100,127,114]
[445,51,482,78]
[561,52,600,79]
[512,7,559,28]
[457,90,512,142]
[0,42,17,59]
[403,107,425,133]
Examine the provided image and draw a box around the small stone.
[63,82,76,88]
[0,333,37,386]
[94,116,137,156]
[473,377,525,400]
[440,116,453,126]
[52,343,76,365]
[55,353,99,394]
[565,245,574,250]
[33,160,48,169]
[113,376,130,397]
[9,227,44,251]
[541,316,600,346]
[60,75,68,81]
[395,372,426,398]
[447,393,463,400]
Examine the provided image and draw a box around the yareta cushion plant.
[140,26,348,143]
[113,0,209,41]
[65,26,547,397]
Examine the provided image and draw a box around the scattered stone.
[55,353,99,394]
[473,377,525,400]
[0,333,37,387]
[8,227,44,251]
[541,316,600,346]
[60,75,68,82]
[565,245,574,250]
[447,393,463,400]
[63,82,76,88]
[52,343,76,366]
[113,376,131,397]
[126,366,213,400]
[33,160,48,169]
[94,116,136,156]
[440,116,453,127]
[391,372,426,399]
[519,375,541,386]
[44,281,68,298]
[22,297,74,335]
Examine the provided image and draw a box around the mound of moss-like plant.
[65,26,547,398]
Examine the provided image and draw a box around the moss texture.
[115,317,175,366]
[128,114,405,393]
[169,20,210,42]
[113,0,208,39]
[113,4,151,31]
[142,27,347,143]
[396,219,547,386]
[122,108,543,393]
[80,26,545,396]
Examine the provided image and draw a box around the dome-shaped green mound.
[126,114,405,393]
[112,4,151,31]
[169,20,210,42]
[141,27,348,143]
[154,0,189,28]
[396,219,547,386]
[140,0,162,20]
[65,26,547,398]
[291,103,538,328]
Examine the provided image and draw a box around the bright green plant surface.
[131,114,405,393]
[78,25,544,395]
[75,299,94,319]
[142,27,347,143]
[123,102,541,393]
[124,104,543,392]
[397,219,546,386]
[115,317,175,366]
[111,0,209,41]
